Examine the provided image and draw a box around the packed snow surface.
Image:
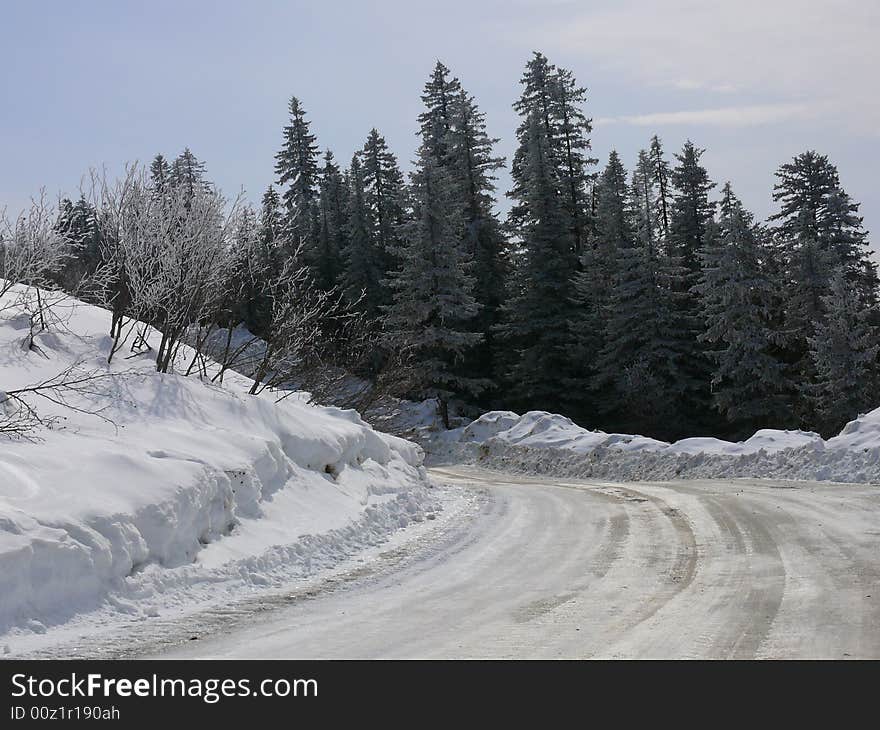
[437,409,880,483]
[0,285,434,636]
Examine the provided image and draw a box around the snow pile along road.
[436,409,880,483]
[0,285,434,636]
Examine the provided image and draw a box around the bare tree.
[0,191,69,317]
[87,165,243,372]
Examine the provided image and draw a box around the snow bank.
[0,285,433,635]
[435,409,880,484]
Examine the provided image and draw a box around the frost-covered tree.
[0,192,70,306]
[92,166,237,372]
[807,271,879,435]
[697,184,793,435]
[383,149,483,426]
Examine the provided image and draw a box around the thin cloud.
[596,103,815,128]
[526,0,880,135]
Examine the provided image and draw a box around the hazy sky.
[2,0,878,250]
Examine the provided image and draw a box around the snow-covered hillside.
[436,409,880,483]
[0,285,435,636]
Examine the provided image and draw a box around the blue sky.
[2,0,878,251]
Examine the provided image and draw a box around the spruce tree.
[314,150,347,291]
[54,196,102,289]
[149,154,170,195]
[503,53,595,412]
[631,149,657,253]
[770,151,879,425]
[447,88,507,387]
[502,111,577,412]
[417,61,461,166]
[343,153,384,316]
[808,271,879,436]
[359,128,406,305]
[274,96,320,262]
[413,62,507,391]
[669,141,715,277]
[590,177,682,437]
[568,150,630,421]
[552,65,597,258]
[169,147,210,201]
[511,53,595,261]
[383,149,484,425]
[245,185,284,335]
[667,140,716,432]
[649,135,671,243]
[697,184,793,435]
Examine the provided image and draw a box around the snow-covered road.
[158,465,880,659]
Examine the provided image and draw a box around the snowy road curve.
[161,465,880,659]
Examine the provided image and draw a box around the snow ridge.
[435,410,880,484]
[0,286,434,636]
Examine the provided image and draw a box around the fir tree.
[590,189,682,437]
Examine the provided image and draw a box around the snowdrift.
[0,285,433,635]
[440,409,880,483]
